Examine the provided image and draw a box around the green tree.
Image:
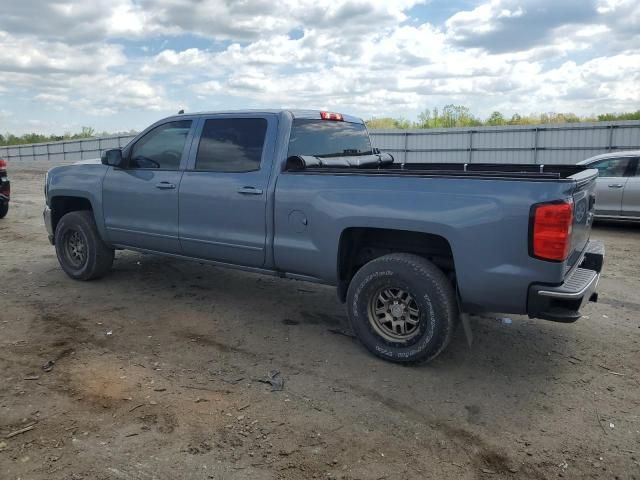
[365,117,412,129]
[597,110,640,121]
[486,111,506,126]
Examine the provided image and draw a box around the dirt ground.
[0,161,639,480]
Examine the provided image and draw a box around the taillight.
[0,159,6,169]
[531,201,573,261]
[320,111,344,121]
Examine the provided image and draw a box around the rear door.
[621,157,640,218]
[178,114,276,266]
[102,120,193,253]
[589,157,634,216]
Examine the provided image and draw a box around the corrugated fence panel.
[82,140,100,151]
[406,150,468,163]
[473,129,535,149]
[538,126,608,149]
[614,126,640,148]
[101,137,121,149]
[537,149,609,165]
[409,131,468,151]
[48,143,64,154]
[2,122,639,164]
[33,144,48,157]
[473,150,533,164]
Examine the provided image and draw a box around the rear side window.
[287,119,372,158]
[195,118,267,172]
[591,157,632,177]
[130,120,192,169]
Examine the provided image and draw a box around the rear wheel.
[346,253,457,364]
[0,202,8,219]
[55,210,114,280]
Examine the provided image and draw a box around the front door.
[179,115,276,267]
[621,157,640,218]
[590,156,634,216]
[102,120,193,253]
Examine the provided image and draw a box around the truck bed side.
[273,173,578,314]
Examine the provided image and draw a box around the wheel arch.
[50,195,106,239]
[336,227,456,302]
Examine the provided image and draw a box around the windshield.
[287,119,372,158]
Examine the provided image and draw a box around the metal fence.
[371,120,640,164]
[1,120,639,165]
[0,135,136,163]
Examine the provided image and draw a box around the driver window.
[592,158,630,178]
[130,120,192,169]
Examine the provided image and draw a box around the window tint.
[591,157,631,178]
[130,121,192,169]
[287,120,372,158]
[195,118,267,172]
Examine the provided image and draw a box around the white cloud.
[0,31,125,74]
[0,0,638,135]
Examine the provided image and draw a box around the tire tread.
[346,253,457,364]
[55,210,114,280]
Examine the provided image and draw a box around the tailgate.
[566,169,598,271]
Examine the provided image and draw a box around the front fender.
[47,164,109,242]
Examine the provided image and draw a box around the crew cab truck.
[44,110,604,364]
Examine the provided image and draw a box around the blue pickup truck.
[44,110,604,363]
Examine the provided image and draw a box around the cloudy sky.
[0,0,639,134]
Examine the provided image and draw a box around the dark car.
[0,159,9,219]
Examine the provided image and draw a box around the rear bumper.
[527,240,604,322]
[44,206,54,244]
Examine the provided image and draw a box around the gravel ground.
[1,161,639,480]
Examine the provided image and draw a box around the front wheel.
[346,253,457,364]
[55,210,114,280]
[0,202,8,219]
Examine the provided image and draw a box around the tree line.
[0,127,137,147]
[365,105,640,129]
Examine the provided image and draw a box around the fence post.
[533,127,539,164]
[608,124,614,151]
[403,131,409,165]
[468,130,474,163]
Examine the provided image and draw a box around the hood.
[74,158,102,165]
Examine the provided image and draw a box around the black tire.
[54,210,114,280]
[346,253,457,364]
[0,202,8,219]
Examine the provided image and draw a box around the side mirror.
[101,149,124,167]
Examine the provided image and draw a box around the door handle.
[608,184,624,189]
[155,182,176,189]
[237,186,263,195]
